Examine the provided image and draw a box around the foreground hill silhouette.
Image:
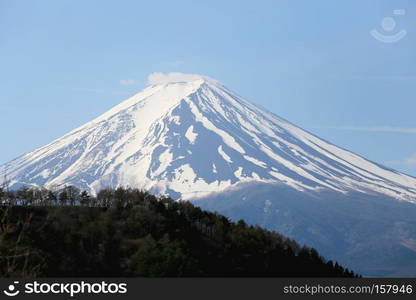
[0,186,357,277]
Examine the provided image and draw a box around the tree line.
[0,186,358,277]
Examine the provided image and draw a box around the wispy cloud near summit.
[147,72,214,85]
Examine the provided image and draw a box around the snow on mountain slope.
[2,73,416,202]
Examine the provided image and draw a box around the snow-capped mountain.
[2,73,416,203]
[3,72,416,276]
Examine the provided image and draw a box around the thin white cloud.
[319,126,416,134]
[119,79,138,86]
[166,60,185,67]
[404,153,416,166]
[73,87,131,95]
[386,153,416,167]
[147,72,215,85]
[148,72,202,85]
[351,75,416,81]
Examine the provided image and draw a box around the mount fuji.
[2,72,416,276]
[3,73,416,201]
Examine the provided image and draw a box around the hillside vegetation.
[0,186,357,277]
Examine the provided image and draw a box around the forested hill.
[0,186,358,277]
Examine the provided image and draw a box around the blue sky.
[1,0,416,175]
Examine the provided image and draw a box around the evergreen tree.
[0,186,358,278]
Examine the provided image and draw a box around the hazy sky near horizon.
[1,0,416,175]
